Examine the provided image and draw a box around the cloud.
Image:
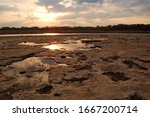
[0,0,150,27]
[36,0,150,17]
[36,0,102,6]
[0,5,17,12]
[77,0,101,3]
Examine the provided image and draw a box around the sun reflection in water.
[43,40,88,51]
[45,44,60,50]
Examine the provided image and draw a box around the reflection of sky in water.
[18,39,103,51]
[5,57,68,88]
[19,42,48,46]
[44,40,87,51]
[12,57,54,70]
[11,57,68,70]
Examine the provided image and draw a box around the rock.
[54,93,61,97]
[0,93,13,100]
[102,71,131,82]
[42,57,55,64]
[100,55,120,62]
[128,93,144,100]
[30,67,45,72]
[53,80,63,84]
[36,85,53,94]
[2,69,17,77]
[73,64,92,70]
[0,34,150,100]
[87,44,102,49]
[131,57,150,63]
[54,91,61,97]
[122,60,147,70]
[60,55,66,59]
[81,39,101,43]
[0,84,21,100]
[62,77,89,83]
[76,53,88,61]
[26,74,32,78]
[0,76,15,82]
[19,71,26,74]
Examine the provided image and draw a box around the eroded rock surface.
[0,34,150,100]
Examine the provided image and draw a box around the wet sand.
[0,34,150,100]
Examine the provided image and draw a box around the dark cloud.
[77,0,101,3]
[37,0,67,13]
[36,0,103,13]
[110,0,149,7]
[37,0,102,6]
[0,5,17,12]
[37,0,61,7]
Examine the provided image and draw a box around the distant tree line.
[96,24,150,31]
[0,26,97,30]
[0,24,150,34]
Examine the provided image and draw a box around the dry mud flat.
[0,34,150,100]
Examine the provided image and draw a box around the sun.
[34,6,65,22]
[35,12,57,22]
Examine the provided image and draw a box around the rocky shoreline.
[0,34,150,100]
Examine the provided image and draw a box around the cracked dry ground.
[0,34,150,100]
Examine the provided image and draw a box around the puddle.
[19,42,48,46]
[2,56,69,90]
[3,57,69,87]
[11,57,54,70]
[11,56,69,70]
[43,40,88,51]
[18,39,102,51]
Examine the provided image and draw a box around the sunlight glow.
[34,6,66,22]
[35,12,63,22]
[45,44,60,50]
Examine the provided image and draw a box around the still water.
[0,33,150,37]
[19,39,102,51]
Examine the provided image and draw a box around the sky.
[0,0,150,27]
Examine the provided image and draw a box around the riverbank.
[0,34,150,99]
